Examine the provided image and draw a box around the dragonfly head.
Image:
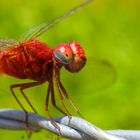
[65,41,86,72]
[53,43,74,65]
[53,42,86,72]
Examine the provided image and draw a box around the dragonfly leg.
[53,64,71,117]
[45,81,61,133]
[58,80,84,118]
[10,81,43,127]
[50,81,67,116]
[11,82,43,113]
[56,81,71,116]
[10,85,28,126]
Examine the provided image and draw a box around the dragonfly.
[0,0,115,128]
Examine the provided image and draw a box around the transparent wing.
[61,58,116,96]
[20,0,93,41]
[0,39,20,51]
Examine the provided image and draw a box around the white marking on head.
[71,43,78,54]
[60,46,65,53]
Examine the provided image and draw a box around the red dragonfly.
[0,0,94,124]
[0,0,115,127]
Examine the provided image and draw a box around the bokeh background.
[0,0,140,139]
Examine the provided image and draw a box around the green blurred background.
[0,0,140,139]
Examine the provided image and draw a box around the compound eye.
[53,44,73,65]
[64,41,86,72]
[59,46,70,58]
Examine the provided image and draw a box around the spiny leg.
[56,81,71,116]
[10,81,43,126]
[20,88,37,114]
[45,81,60,131]
[10,85,28,115]
[11,82,42,113]
[10,85,28,127]
[50,81,67,116]
[53,63,71,116]
[19,81,46,113]
[58,80,84,118]
[45,81,52,117]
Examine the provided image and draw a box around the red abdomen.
[0,39,53,81]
